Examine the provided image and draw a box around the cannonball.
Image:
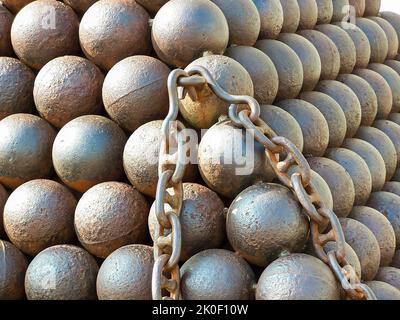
[368,192,400,248]
[103,55,170,132]
[364,0,381,16]
[340,218,381,281]
[297,30,340,80]
[225,46,279,105]
[278,33,321,91]
[253,0,283,39]
[353,68,393,119]
[299,91,347,148]
[355,127,397,181]
[181,249,256,300]
[227,183,309,267]
[0,114,56,189]
[3,179,77,256]
[315,0,333,24]
[259,104,304,152]
[148,183,225,261]
[365,281,400,300]
[350,206,396,266]
[297,0,318,30]
[315,80,362,138]
[380,12,400,53]
[369,17,398,60]
[331,0,349,22]
[342,138,386,192]
[2,0,33,13]
[308,157,355,218]
[336,74,378,127]
[123,120,197,198]
[0,184,8,237]
[75,182,149,259]
[211,0,260,46]
[34,56,104,129]
[315,24,356,74]
[0,240,28,300]
[375,267,400,291]
[349,0,365,16]
[392,250,400,268]
[135,0,168,13]
[180,55,253,129]
[11,0,79,70]
[279,0,300,33]
[0,57,35,120]
[276,99,329,157]
[25,245,98,300]
[63,0,97,15]
[373,120,400,166]
[52,115,127,193]
[356,18,389,63]
[325,148,372,206]
[96,244,153,300]
[255,40,303,100]
[198,119,275,199]
[256,254,341,300]
[383,182,400,197]
[0,4,13,56]
[151,0,229,68]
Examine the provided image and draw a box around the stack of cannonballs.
[1,0,400,301]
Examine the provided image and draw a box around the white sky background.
[380,0,400,13]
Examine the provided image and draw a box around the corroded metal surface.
[349,0,365,17]
[383,181,400,197]
[2,0,33,13]
[315,0,333,24]
[364,0,381,16]
[253,0,283,39]
[365,281,400,300]
[0,4,13,56]
[297,0,318,30]
[369,17,399,60]
[374,267,400,291]
[380,11,400,51]
[392,250,400,268]
[279,0,300,33]
[136,0,168,13]
[63,0,97,15]
[373,120,400,166]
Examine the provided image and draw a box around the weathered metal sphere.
[383,181,400,197]
[0,240,28,300]
[315,0,333,24]
[385,60,400,77]
[75,182,149,259]
[0,184,8,237]
[0,4,13,56]
[375,267,400,290]
[369,17,398,60]
[103,55,170,132]
[96,244,153,300]
[149,183,225,261]
[336,74,378,127]
[350,206,396,266]
[259,104,304,152]
[0,57,35,121]
[297,30,341,80]
[2,0,33,13]
[368,192,400,248]
[0,114,56,189]
[340,218,381,281]
[349,0,365,16]
[227,183,309,267]
[180,55,253,129]
[256,40,303,100]
[276,99,329,157]
[63,0,97,15]
[331,0,349,22]
[356,18,389,64]
[315,24,356,74]
[225,46,279,105]
[373,120,400,166]
[3,179,77,256]
[364,0,381,16]
[135,0,168,13]
[353,68,393,119]
[278,0,300,33]
[342,138,386,192]
[315,80,362,138]
[181,249,256,300]
[11,0,79,70]
[52,115,127,193]
[278,33,321,91]
[380,12,400,52]
[253,0,283,39]
[211,0,260,46]
[151,0,229,68]
[392,250,400,268]
[80,0,150,71]
[297,0,318,30]
[34,56,104,129]
[299,91,347,148]
[25,245,98,300]
[365,281,400,300]
[308,157,355,218]
[388,112,400,126]
[256,254,341,300]
[123,120,197,198]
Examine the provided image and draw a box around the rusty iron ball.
[375,267,400,291]
[80,0,151,71]
[253,0,283,39]
[151,0,229,68]
[103,55,170,133]
[25,245,98,300]
[2,0,33,13]
[315,0,333,24]
[373,120,400,166]
[0,240,28,300]
[96,244,154,300]
[3,179,77,256]
[226,183,309,267]
[0,57,35,121]
[0,183,8,237]
[63,0,98,15]
[34,56,104,129]
[297,0,318,30]
[369,17,399,60]
[279,0,300,33]
[0,4,13,56]
[11,0,80,70]
[256,254,341,300]
[0,114,56,190]
[135,0,168,14]
[365,281,400,300]
[364,0,381,16]
[323,242,362,279]
[180,249,256,300]
[383,181,400,197]
[52,115,127,193]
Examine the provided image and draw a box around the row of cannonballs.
[1,0,400,300]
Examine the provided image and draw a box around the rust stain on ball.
[2,0,33,13]
[63,0,97,15]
